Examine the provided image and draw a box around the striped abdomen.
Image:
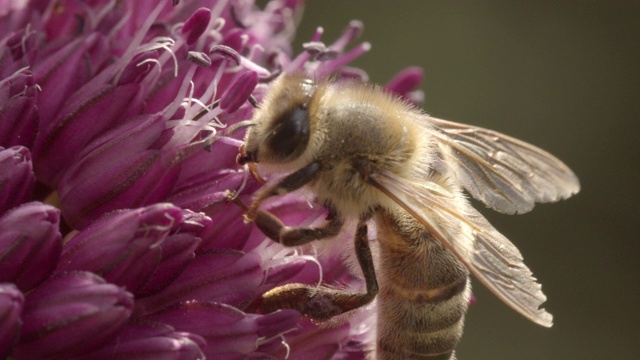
[375,209,471,360]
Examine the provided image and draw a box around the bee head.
[239,73,315,166]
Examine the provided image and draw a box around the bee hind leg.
[247,219,379,321]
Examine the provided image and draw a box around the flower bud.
[58,204,185,295]
[385,66,424,97]
[81,322,206,360]
[0,283,24,358]
[15,271,134,358]
[0,69,39,148]
[146,301,300,357]
[0,146,35,213]
[220,71,258,114]
[0,202,62,291]
[56,114,176,228]
[136,210,211,296]
[182,8,212,45]
[134,250,263,316]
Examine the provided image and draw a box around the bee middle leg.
[248,218,379,321]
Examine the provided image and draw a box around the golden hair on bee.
[237,72,579,359]
[241,73,437,217]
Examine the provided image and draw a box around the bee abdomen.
[375,210,471,360]
[376,274,470,359]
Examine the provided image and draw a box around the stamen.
[94,0,118,30]
[247,43,265,61]
[229,2,249,29]
[212,17,226,32]
[1,66,31,88]
[233,165,250,197]
[277,7,296,45]
[119,1,166,70]
[187,51,212,67]
[315,42,371,79]
[146,38,179,77]
[338,67,369,82]
[254,327,297,357]
[136,58,162,73]
[330,20,364,52]
[281,334,291,359]
[192,99,220,121]
[311,26,324,42]
[300,253,324,291]
[209,45,241,66]
[239,57,271,77]
[20,23,36,57]
[163,65,197,125]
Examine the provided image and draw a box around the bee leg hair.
[247,218,379,321]
[244,161,348,245]
[244,161,321,221]
[253,204,344,246]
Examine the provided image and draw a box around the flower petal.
[145,301,300,357]
[59,203,185,295]
[134,250,263,316]
[220,71,258,114]
[137,210,212,296]
[0,146,35,213]
[32,34,110,121]
[33,82,145,186]
[0,202,61,291]
[80,321,206,360]
[385,66,423,95]
[56,113,181,228]
[182,8,212,45]
[16,271,133,358]
[0,69,39,148]
[0,283,24,358]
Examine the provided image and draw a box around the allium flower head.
[0,0,424,358]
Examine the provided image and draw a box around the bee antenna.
[222,120,256,136]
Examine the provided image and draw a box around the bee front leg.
[238,161,347,246]
[243,161,321,222]
[248,219,379,321]
[252,205,344,246]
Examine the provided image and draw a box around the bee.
[236,72,579,359]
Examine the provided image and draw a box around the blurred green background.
[286,1,639,359]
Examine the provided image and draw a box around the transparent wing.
[427,116,580,214]
[371,170,553,327]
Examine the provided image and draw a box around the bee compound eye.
[268,105,310,159]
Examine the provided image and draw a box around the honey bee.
[236,72,579,359]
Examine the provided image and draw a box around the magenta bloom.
[0,0,424,358]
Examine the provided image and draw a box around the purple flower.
[0,146,35,213]
[0,0,421,358]
[58,203,202,296]
[0,283,23,357]
[79,321,207,360]
[14,271,134,359]
[0,201,62,292]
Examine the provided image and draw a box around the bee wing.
[371,170,553,327]
[427,116,580,214]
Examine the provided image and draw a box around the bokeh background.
[288,1,639,359]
